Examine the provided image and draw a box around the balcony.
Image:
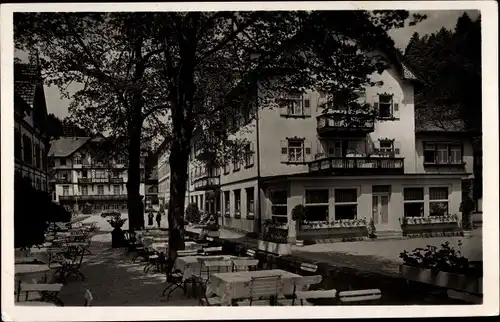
[194,177,220,191]
[78,178,93,184]
[59,194,128,201]
[317,112,375,137]
[109,177,124,183]
[309,156,404,175]
[53,178,71,183]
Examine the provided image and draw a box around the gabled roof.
[49,137,91,157]
[14,63,39,109]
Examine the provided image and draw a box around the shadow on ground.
[58,239,198,306]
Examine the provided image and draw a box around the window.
[23,135,32,165]
[60,158,66,166]
[270,190,287,224]
[334,189,357,220]
[305,189,329,221]
[246,187,255,216]
[14,129,22,159]
[327,141,342,157]
[379,140,393,153]
[403,188,424,217]
[97,185,104,195]
[96,170,107,179]
[279,94,311,117]
[429,187,449,216]
[223,161,230,175]
[82,170,88,178]
[378,94,393,118]
[424,143,462,164]
[63,186,69,196]
[41,148,46,170]
[74,155,82,164]
[34,144,40,168]
[281,139,311,163]
[244,143,254,168]
[36,178,40,190]
[233,151,241,172]
[234,190,241,216]
[113,185,121,195]
[81,185,88,195]
[224,191,230,215]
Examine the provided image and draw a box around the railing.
[59,194,128,201]
[109,177,124,183]
[78,178,93,184]
[309,156,404,174]
[317,113,375,135]
[194,177,221,190]
[77,177,124,184]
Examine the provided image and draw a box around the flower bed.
[400,215,461,236]
[399,242,483,295]
[298,219,368,242]
[257,220,291,255]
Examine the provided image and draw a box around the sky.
[16,10,481,120]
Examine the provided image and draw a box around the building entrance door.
[372,195,390,231]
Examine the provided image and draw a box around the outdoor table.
[151,242,168,253]
[175,255,236,282]
[206,269,304,306]
[14,264,52,297]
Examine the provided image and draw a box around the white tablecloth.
[174,255,236,282]
[206,269,303,305]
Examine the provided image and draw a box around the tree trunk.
[126,117,145,231]
[165,140,190,274]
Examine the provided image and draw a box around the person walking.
[147,211,154,227]
[156,211,162,228]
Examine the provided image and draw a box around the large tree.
[15,10,423,272]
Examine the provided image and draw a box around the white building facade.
[158,51,474,242]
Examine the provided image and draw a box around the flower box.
[257,240,291,256]
[298,226,368,241]
[400,264,483,295]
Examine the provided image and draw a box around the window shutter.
[392,95,401,119]
[280,140,288,163]
[279,100,288,116]
[250,142,255,165]
[304,141,312,162]
[394,141,401,155]
[303,97,311,116]
[372,95,380,115]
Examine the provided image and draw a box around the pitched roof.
[49,137,91,157]
[14,63,39,109]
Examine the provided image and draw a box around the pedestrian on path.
[156,212,162,228]
[148,211,154,226]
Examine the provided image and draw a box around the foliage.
[460,198,475,230]
[404,13,481,141]
[399,241,482,277]
[101,211,121,218]
[368,218,376,237]
[15,10,424,270]
[400,214,459,225]
[301,218,367,230]
[46,113,90,140]
[15,173,71,249]
[106,213,127,229]
[259,219,288,244]
[291,204,306,222]
[185,203,201,224]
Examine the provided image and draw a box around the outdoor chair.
[84,289,94,306]
[299,262,318,275]
[60,246,86,282]
[193,259,233,304]
[232,258,259,272]
[177,249,198,257]
[277,275,323,306]
[236,275,283,306]
[337,289,382,305]
[246,249,257,257]
[17,278,64,306]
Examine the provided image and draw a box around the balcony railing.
[54,178,71,183]
[59,194,128,201]
[317,112,375,137]
[77,177,124,184]
[109,177,124,183]
[194,177,220,191]
[78,178,93,184]
[309,156,404,174]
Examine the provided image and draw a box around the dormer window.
[60,158,66,166]
[279,93,311,117]
[378,95,393,118]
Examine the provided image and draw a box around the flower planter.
[111,228,125,248]
[399,264,483,295]
[257,240,291,256]
[401,222,460,234]
[298,226,368,241]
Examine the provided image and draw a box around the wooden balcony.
[59,194,128,201]
[309,156,404,175]
[317,112,375,137]
[194,176,220,191]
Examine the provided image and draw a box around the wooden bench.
[338,289,382,304]
[18,279,64,305]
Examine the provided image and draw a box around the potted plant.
[291,204,306,246]
[106,212,127,248]
[185,203,200,225]
[367,218,376,239]
[460,198,475,237]
[257,219,291,255]
[399,242,483,295]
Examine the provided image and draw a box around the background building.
[14,62,49,191]
[49,135,146,213]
